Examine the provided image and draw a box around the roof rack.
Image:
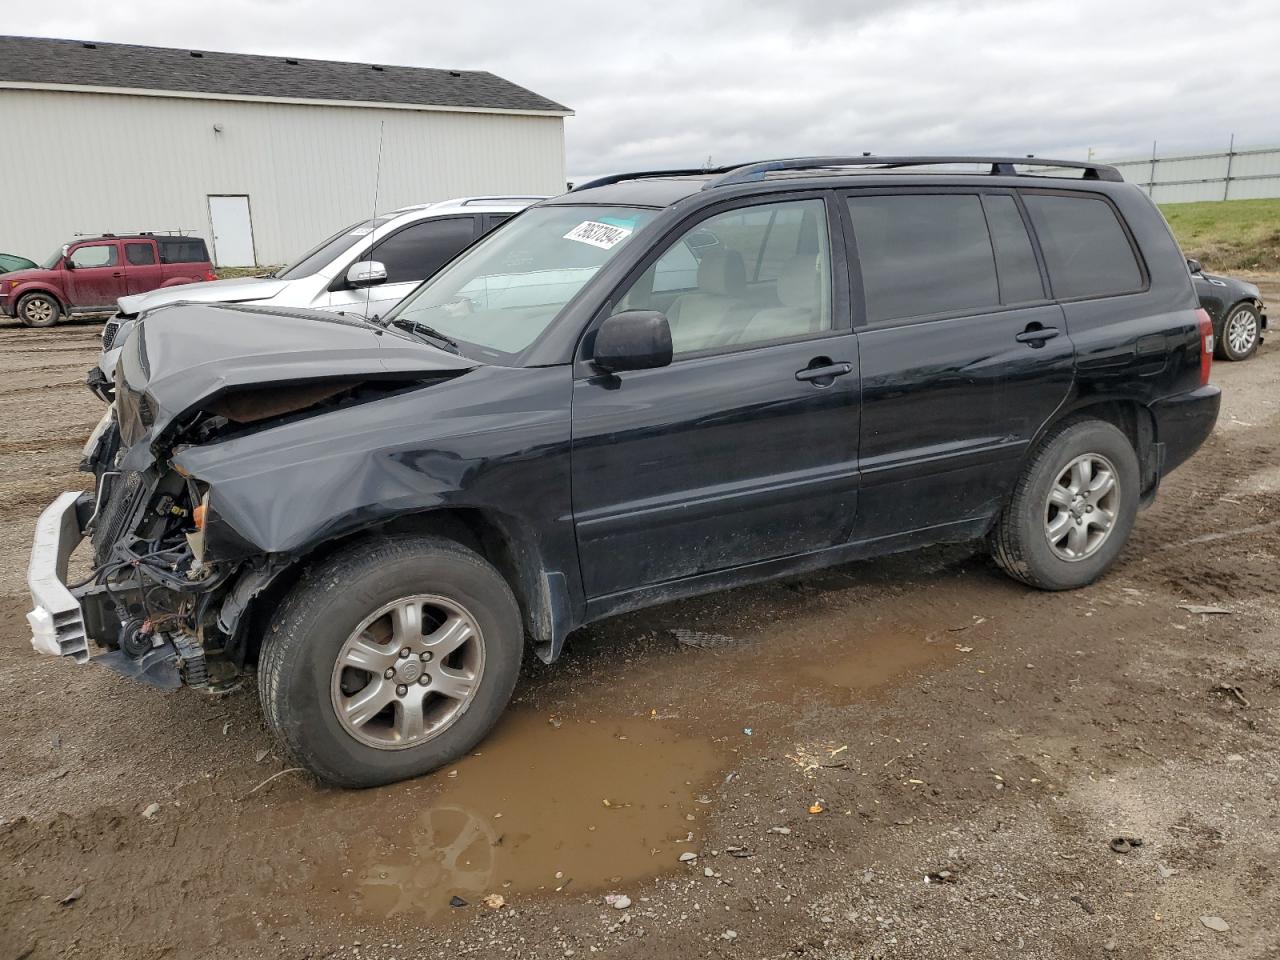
[569,166,741,193]
[460,195,545,205]
[703,156,1123,188]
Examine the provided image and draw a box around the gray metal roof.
[0,36,571,114]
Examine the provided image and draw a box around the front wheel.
[16,292,61,327]
[991,419,1139,590]
[258,535,524,788]
[1216,303,1261,361]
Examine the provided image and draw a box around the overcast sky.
[9,0,1280,180]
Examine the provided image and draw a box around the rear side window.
[157,238,209,264]
[981,195,1045,303]
[371,217,477,284]
[125,242,156,266]
[847,194,998,323]
[1022,194,1143,299]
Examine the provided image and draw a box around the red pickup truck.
[0,234,215,327]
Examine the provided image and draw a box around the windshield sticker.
[563,220,633,250]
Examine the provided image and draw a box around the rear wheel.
[16,292,61,327]
[258,535,523,788]
[991,418,1139,590]
[1216,303,1260,361]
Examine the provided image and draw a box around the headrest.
[695,249,746,297]
[776,256,819,308]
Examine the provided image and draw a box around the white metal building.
[0,36,571,266]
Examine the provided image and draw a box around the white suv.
[95,196,542,365]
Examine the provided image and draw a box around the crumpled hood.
[117,275,289,315]
[115,302,475,467]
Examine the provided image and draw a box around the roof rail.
[460,196,545,206]
[569,166,743,193]
[703,156,1124,188]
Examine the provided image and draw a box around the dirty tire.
[16,292,61,327]
[991,418,1139,590]
[1215,303,1260,362]
[258,535,523,788]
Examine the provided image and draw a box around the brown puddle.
[251,596,968,925]
[299,711,719,920]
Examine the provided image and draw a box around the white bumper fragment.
[27,490,92,663]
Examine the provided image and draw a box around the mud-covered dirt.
[1,296,1278,960]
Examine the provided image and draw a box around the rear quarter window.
[157,238,210,264]
[1022,194,1144,300]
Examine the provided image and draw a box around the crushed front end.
[27,402,239,689]
[25,301,476,691]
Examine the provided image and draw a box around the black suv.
[28,156,1220,787]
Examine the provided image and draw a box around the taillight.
[1196,308,1213,385]
[204,270,217,281]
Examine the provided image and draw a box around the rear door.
[327,216,479,319]
[843,189,1074,540]
[570,194,860,599]
[63,241,126,308]
[123,240,165,294]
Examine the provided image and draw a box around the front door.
[63,241,126,307]
[208,195,256,267]
[843,190,1075,540]
[570,195,860,599]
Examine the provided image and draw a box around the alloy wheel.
[330,595,486,750]
[1044,453,1120,561]
[23,298,53,324]
[1226,308,1258,357]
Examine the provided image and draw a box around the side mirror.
[1187,258,1203,274]
[61,244,73,269]
[593,310,673,373]
[346,260,388,288]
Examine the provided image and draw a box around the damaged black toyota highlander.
[28,156,1221,787]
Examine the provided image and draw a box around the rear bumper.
[1150,385,1222,477]
[27,491,94,662]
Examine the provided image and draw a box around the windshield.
[387,205,655,358]
[42,247,65,269]
[274,216,394,280]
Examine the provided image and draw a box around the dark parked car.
[0,234,214,327]
[0,253,38,274]
[1188,258,1267,361]
[28,156,1219,787]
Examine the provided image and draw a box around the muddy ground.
[1,292,1278,960]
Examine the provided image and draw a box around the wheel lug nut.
[384,668,395,679]
[419,675,431,686]
[399,647,411,659]
[420,651,433,662]
[396,684,408,696]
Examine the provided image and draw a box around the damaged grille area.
[92,470,148,566]
[101,320,121,351]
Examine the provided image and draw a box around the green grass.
[1160,198,1280,273]
[215,265,282,280]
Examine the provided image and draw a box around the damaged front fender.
[172,364,583,656]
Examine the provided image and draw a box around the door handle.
[112,271,123,278]
[1015,324,1060,346]
[795,361,853,383]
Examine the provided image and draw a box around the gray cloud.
[8,0,1279,181]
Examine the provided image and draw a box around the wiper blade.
[391,318,460,353]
